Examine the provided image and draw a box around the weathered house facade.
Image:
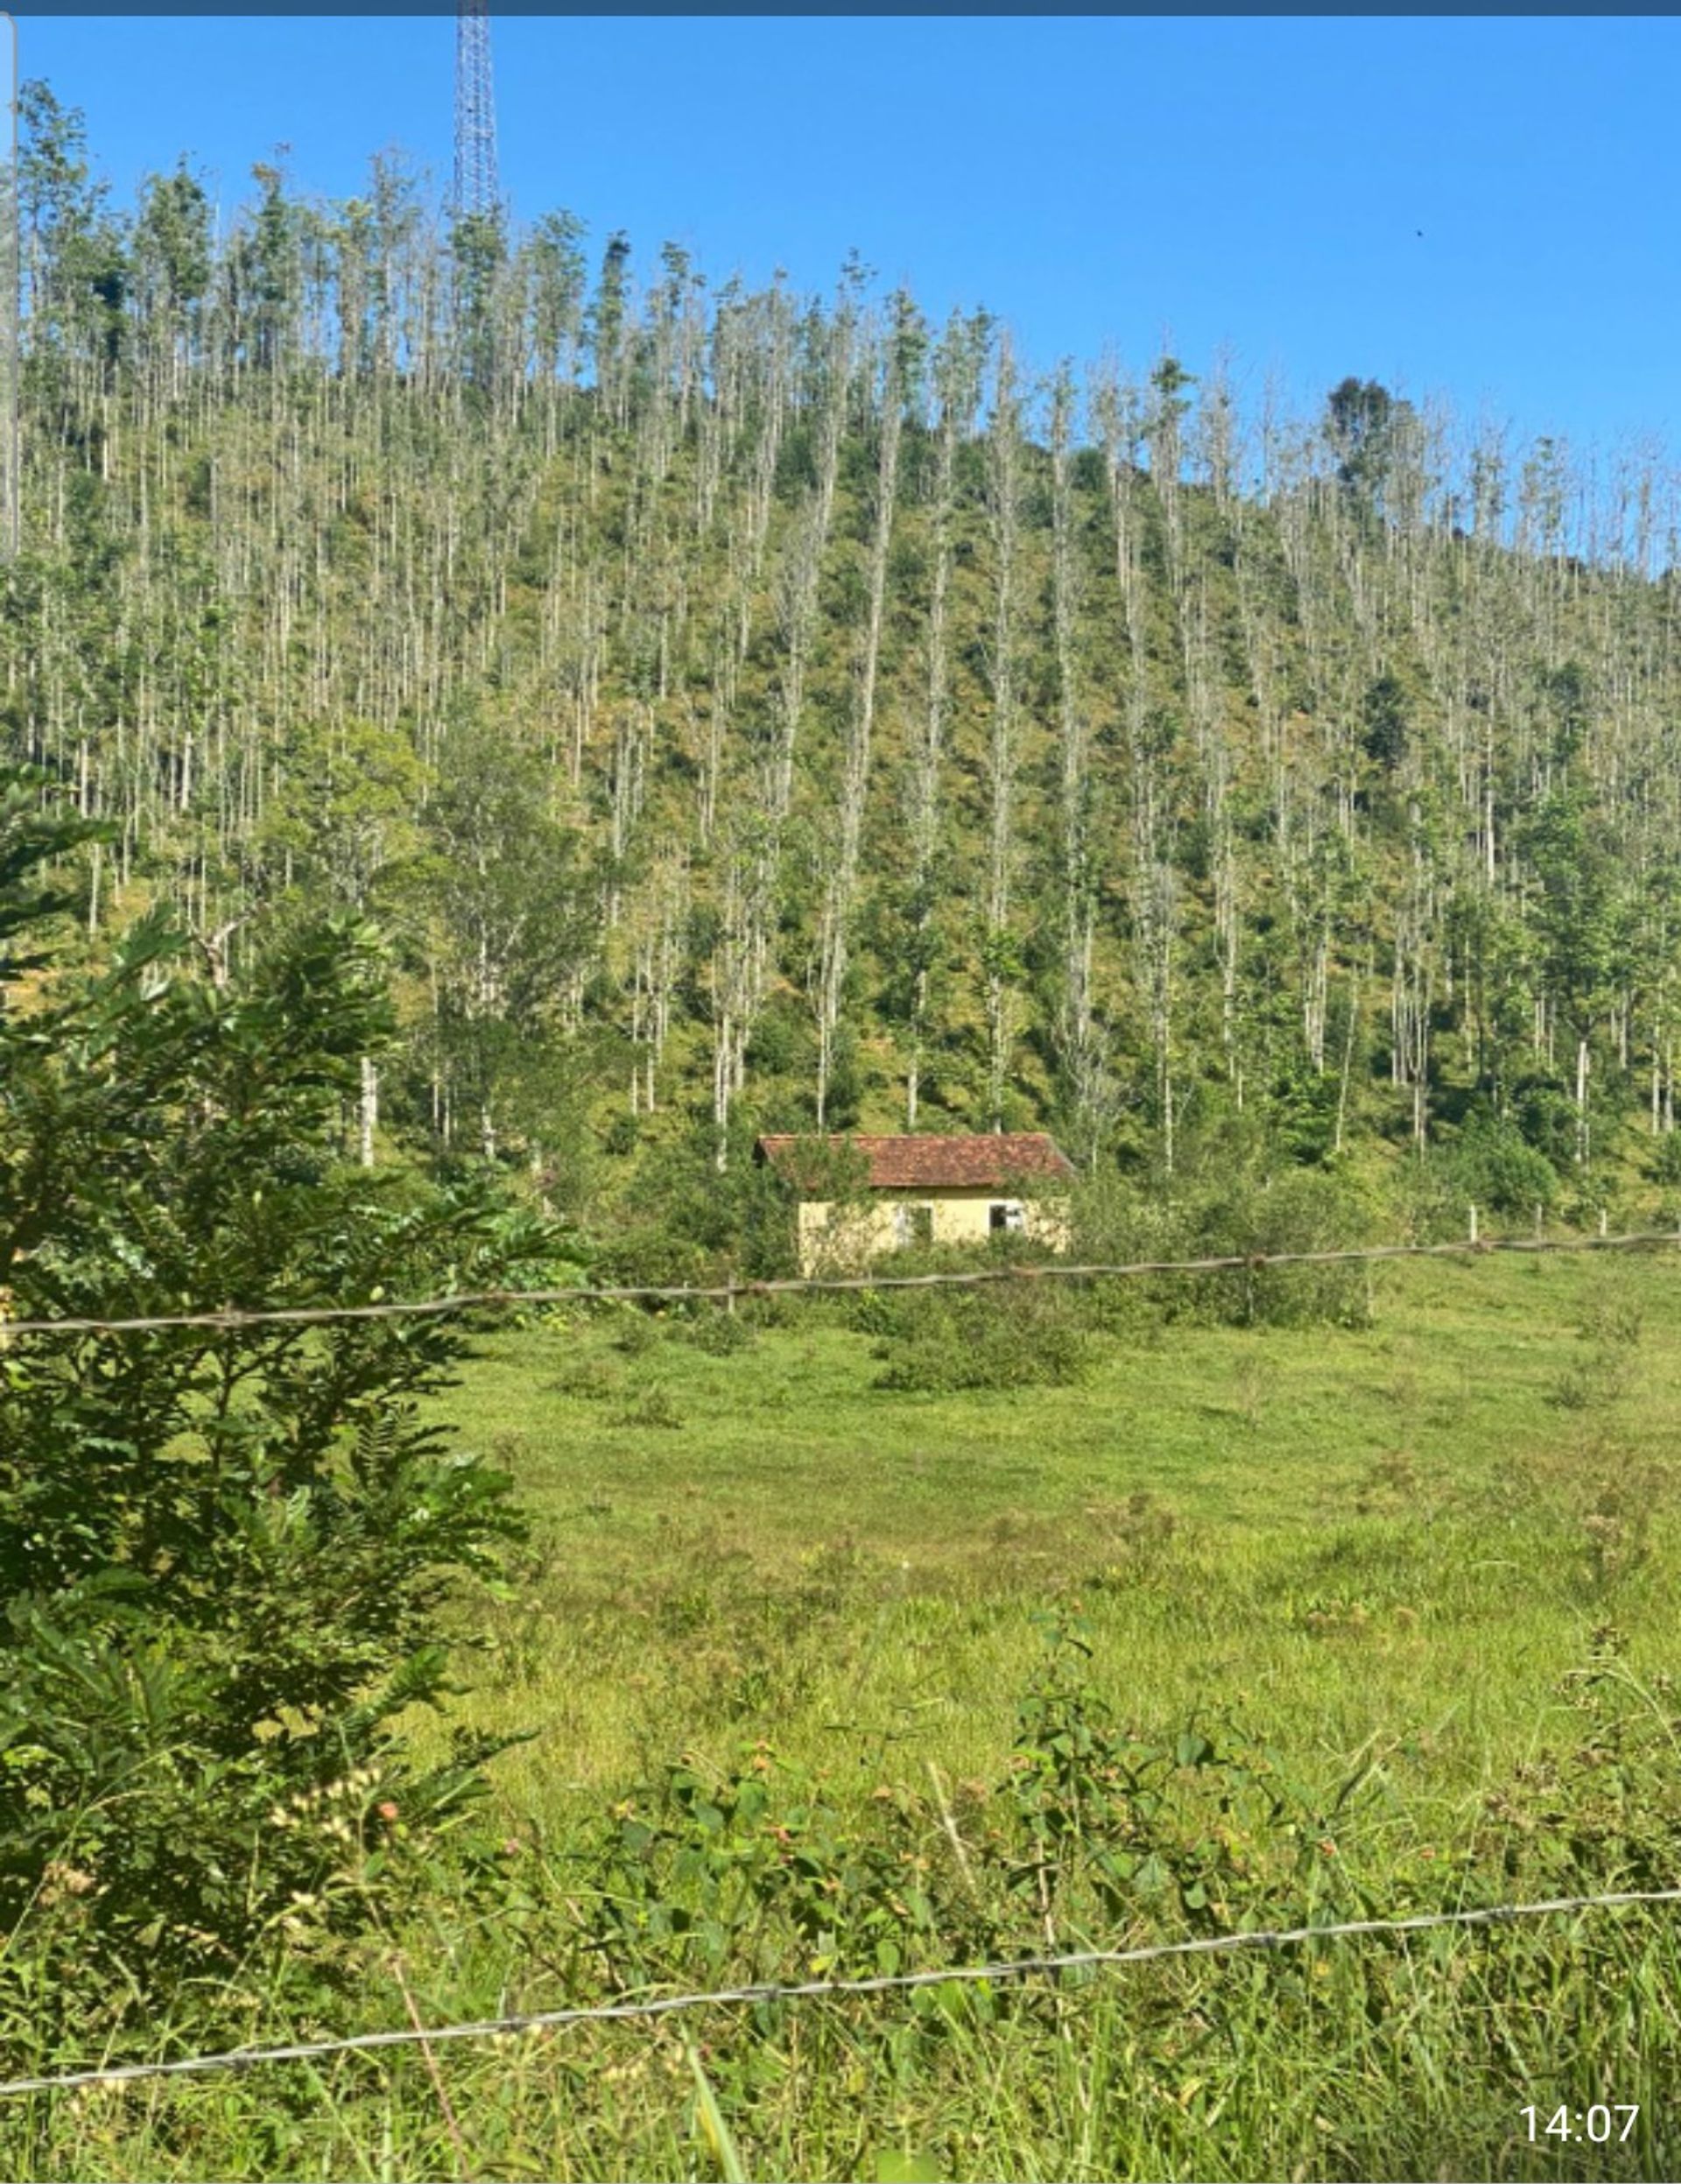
[755,1133,1077,1276]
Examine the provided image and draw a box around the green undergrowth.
[5,1621,1681,2180]
[9,1253,1681,2180]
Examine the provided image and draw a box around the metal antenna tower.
[453,1,501,222]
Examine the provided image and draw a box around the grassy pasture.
[15,1249,1681,2182]
[444,1250,1681,1828]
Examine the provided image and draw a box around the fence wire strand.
[2,1228,1679,1341]
[1,1886,1677,2099]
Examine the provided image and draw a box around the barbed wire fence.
[2,1886,1678,2099]
[1,1225,1678,1341]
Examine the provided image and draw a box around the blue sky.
[18,15,1681,458]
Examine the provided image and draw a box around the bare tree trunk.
[1049,365,1108,1155]
[1576,1034,1591,1163]
[814,308,905,1124]
[982,336,1023,1132]
[360,1055,378,1169]
[904,312,982,1126]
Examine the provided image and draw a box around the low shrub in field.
[1070,1161,1375,1330]
[544,1355,622,1401]
[612,1306,665,1355]
[612,1385,686,1431]
[868,1282,1091,1393]
[674,1304,756,1355]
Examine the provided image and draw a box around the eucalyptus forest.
[12,80,1681,1243]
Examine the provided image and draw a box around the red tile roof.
[755,1132,1076,1192]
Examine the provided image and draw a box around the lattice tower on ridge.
[454,1,501,221]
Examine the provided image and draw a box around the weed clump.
[545,1357,622,1402]
[1551,1284,1642,1413]
[1078,1492,1184,1591]
[613,1308,665,1356]
[613,1386,685,1431]
[1579,1461,1665,1591]
[869,1283,1091,1393]
[675,1307,756,1356]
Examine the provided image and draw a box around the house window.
[894,1202,934,1248]
[989,1201,1025,1234]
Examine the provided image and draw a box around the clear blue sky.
[18,15,1681,457]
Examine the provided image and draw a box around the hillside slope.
[8,85,1681,1237]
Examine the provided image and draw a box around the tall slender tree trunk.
[982,336,1022,1132]
[360,1056,378,1169]
[815,318,904,1124]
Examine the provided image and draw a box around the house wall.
[794,1187,1072,1276]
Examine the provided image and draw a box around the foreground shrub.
[7,1617,1681,2178]
[0,771,560,2029]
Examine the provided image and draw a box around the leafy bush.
[605,1131,798,1283]
[1478,1625,1681,1882]
[1403,1111,1565,1241]
[1513,1080,1585,1170]
[0,771,559,2026]
[1178,1166,1375,1328]
[869,1280,1091,1393]
[676,1304,756,1356]
[612,1306,665,1356]
[1466,1113,1562,1214]
[741,1287,801,1331]
[1069,1152,1374,1330]
[591,1744,959,1984]
[1455,1110,1560,1216]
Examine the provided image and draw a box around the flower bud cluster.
[267,1768,387,1833]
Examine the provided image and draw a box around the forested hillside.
[11,81,1681,1242]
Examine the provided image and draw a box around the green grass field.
[15,1251,1681,2182]
[445,1250,1681,1828]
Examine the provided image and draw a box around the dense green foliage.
[0,766,562,2027]
[10,82,1681,1252]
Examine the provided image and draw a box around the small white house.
[756,1132,1077,1276]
